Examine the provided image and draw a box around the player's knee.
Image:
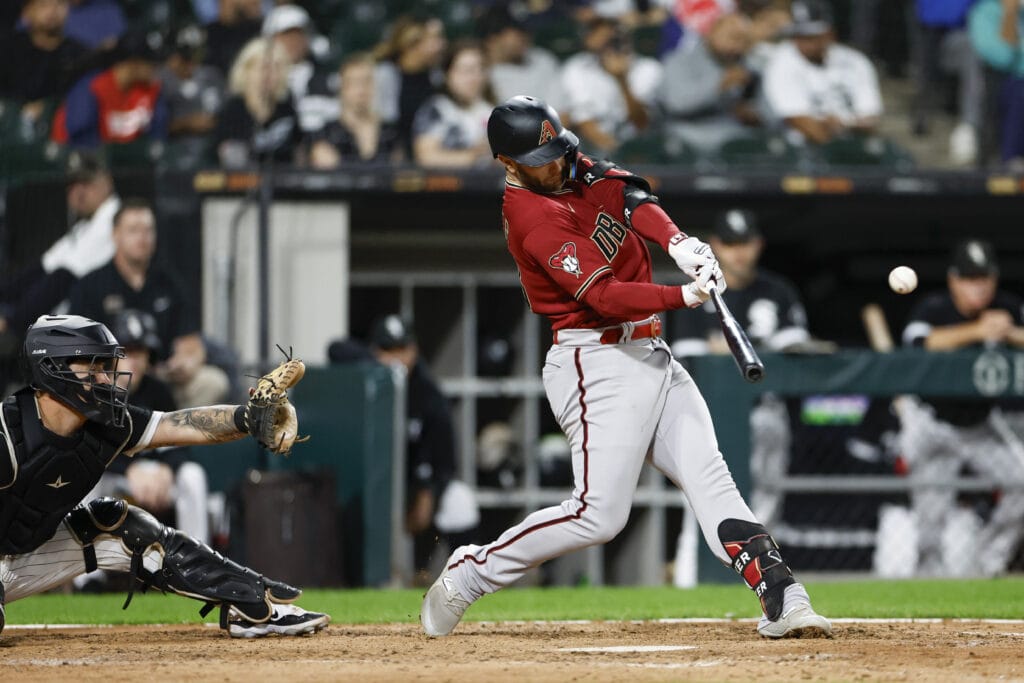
[585,505,631,544]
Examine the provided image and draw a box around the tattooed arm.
[148,405,247,448]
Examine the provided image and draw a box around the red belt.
[553,316,662,345]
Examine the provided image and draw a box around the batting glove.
[667,234,715,280]
[682,265,717,308]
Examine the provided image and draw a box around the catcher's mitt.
[244,348,307,455]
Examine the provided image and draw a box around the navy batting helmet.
[21,315,131,427]
[487,96,579,166]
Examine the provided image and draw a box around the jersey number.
[591,212,628,262]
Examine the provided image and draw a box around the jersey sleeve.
[100,404,162,457]
[902,296,942,347]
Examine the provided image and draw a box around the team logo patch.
[549,242,582,278]
[539,119,557,145]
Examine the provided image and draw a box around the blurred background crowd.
[2,0,1024,179]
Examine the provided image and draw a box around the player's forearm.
[630,203,684,248]
[584,276,684,317]
[151,405,246,447]
[923,324,983,350]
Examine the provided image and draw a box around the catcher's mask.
[21,315,132,427]
[487,95,579,167]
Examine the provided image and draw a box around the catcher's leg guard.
[718,519,795,620]
[66,498,301,629]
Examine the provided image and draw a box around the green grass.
[8,578,1024,626]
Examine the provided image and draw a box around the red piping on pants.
[448,348,591,570]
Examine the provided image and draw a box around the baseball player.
[0,314,329,638]
[420,95,831,639]
[899,239,1024,576]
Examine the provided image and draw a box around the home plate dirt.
[3,620,1022,682]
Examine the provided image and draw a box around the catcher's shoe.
[757,583,832,639]
[228,603,330,638]
[421,565,472,637]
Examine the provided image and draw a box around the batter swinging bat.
[709,285,765,383]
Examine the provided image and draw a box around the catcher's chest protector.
[0,392,120,554]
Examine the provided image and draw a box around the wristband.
[233,405,248,434]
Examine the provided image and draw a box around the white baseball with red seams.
[888,266,918,294]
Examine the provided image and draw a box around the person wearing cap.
[160,23,225,160]
[365,315,480,585]
[761,0,883,145]
[669,208,811,358]
[50,30,169,148]
[262,3,336,134]
[898,239,1024,576]
[82,309,210,550]
[0,150,119,358]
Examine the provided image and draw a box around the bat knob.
[744,364,765,383]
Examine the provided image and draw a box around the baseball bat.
[709,285,765,383]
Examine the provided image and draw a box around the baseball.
[888,266,918,294]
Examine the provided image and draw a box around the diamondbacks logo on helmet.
[538,119,557,145]
[549,242,582,278]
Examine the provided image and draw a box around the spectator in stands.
[90,309,210,543]
[374,15,448,155]
[68,198,231,408]
[161,24,224,165]
[262,3,336,134]
[669,208,811,358]
[212,37,302,168]
[559,17,662,154]
[365,315,480,585]
[477,5,563,109]
[65,0,126,50]
[0,151,119,344]
[412,41,495,169]
[910,0,985,166]
[968,0,1024,169]
[761,0,883,145]
[576,0,673,30]
[0,0,92,125]
[898,239,1024,576]
[308,52,402,169]
[659,11,762,154]
[203,0,263,77]
[51,31,169,149]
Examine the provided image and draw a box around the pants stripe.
[448,348,592,570]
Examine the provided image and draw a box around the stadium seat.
[104,139,165,171]
[615,132,700,166]
[816,135,916,170]
[0,140,68,184]
[715,132,802,169]
[532,15,582,60]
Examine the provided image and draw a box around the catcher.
[0,314,327,638]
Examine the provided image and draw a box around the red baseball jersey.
[502,154,686,331]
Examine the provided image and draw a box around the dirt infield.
[3,620,1023,682]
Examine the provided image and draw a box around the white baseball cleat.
[757,583,832,639]
[421,566,472,637]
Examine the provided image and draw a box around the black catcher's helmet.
[487,95,579,166]
[21,315,132,427]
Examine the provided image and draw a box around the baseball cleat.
[228,603,330,638]
[757,583,832,639]
[421,567,471,637]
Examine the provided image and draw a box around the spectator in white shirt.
[559,17,663,154]
[761,0,882,145]
[477,5,563,110]
[0,151,119,340]
[412,40,495,169]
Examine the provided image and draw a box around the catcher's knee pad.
[718,518,794,621]
[66,498,301,627]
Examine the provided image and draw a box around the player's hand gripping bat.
[709,284,765,383]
